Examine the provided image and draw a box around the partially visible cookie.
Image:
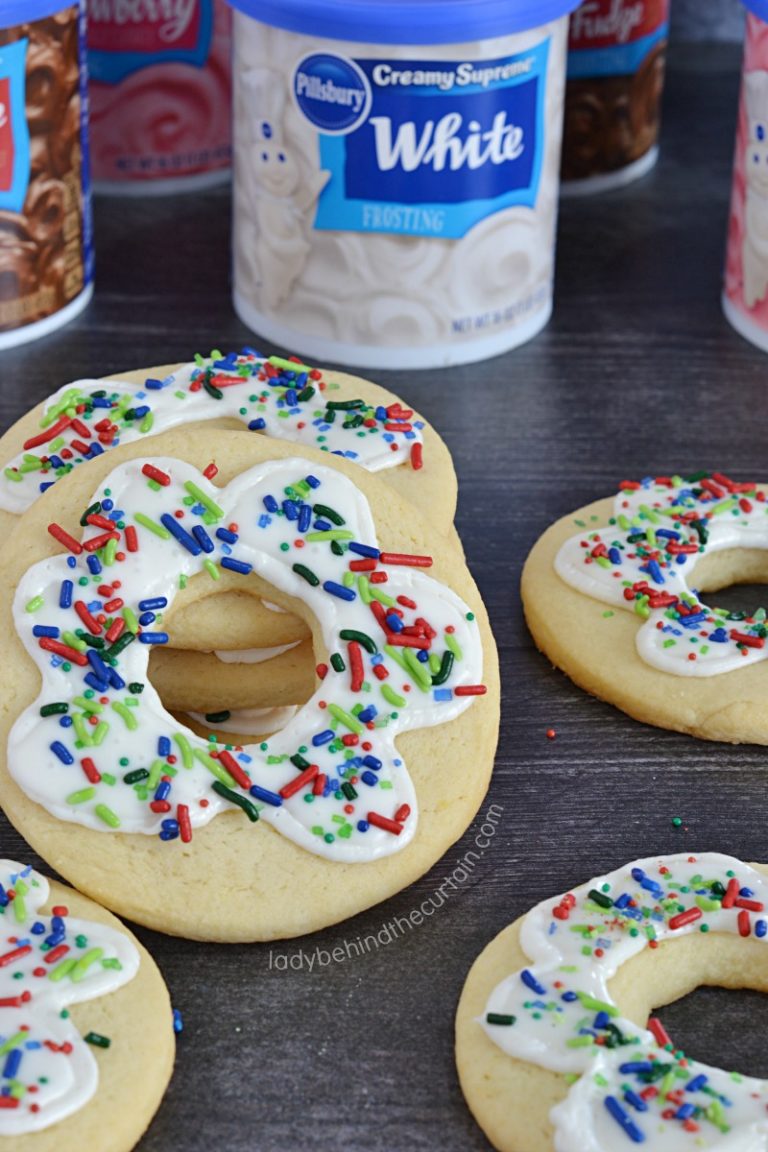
[149,639,314,712]
[0,859,173,1151]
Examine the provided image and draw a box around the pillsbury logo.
[293,54,371,135]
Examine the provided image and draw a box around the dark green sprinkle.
[82,635,105,649]
[343,414,364,429]
[330,653,346,673]
[205,710,232,724]
[685,471,709,483]
[330,540,345,556]
[40,702,69,717]
[341,782,357,801]
[486,1013,515,1026]
[588,889,613,909]
[312,503,345,526]
[106,631,136,659]
[84,1032,111,1048]
[322,409,336,424]
[339,629,378,654]
[80,501,102,526]
[204,381,223,400]
[123,769,149,785]
[292,563,319,586]
[90,390,107,399]
[122,409,137,421]
[291,753,310,770]
[212,780,260,821]
[296,386,315,402]
[431,650,455,687]
[325,399,365,411]
[128,682,145,694]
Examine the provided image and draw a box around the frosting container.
[723,0,768,353]
[0,0,94,350]
[228,0,581,369]
[562,0,670,195]
[88,0,232,193]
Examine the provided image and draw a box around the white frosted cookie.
[0,430,499,941]
[523,472,768,743]
[0,859,173,1151]
[0,353,455,651]
[456,852,768,1152]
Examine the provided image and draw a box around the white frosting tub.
[227,0,581,369]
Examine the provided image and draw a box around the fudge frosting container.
[88,0,232,193]
[0,0,93,350]
[562,0,670,195]
[229,0,581,369]
[723,0,768,353]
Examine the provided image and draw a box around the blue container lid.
[1,0,79,28]
[743,0,768,21]
[226,0,581,45]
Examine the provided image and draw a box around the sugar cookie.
[523,472,768,742]
[0,859,173,1150]
[0,430,498,941]
[456,851,768,1152]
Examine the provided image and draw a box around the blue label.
[0,39,30,215]
[567,24,667,79]
[293,54,371,134]
[88,0,214,85]
[299,43,550,241]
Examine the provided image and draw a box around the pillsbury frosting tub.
[229,0,581,369]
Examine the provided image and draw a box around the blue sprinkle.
[623,1089,648,1113]
[154,781,171,802]
[33,626,59,638]
[139,612,156,626]
[593,1011,610,1030]
[59,715,73,728]
[101,499,113,512]
[604,1096,645,1143]
[375,406,387,420]
[108,667,125,690]
[192,525,215,553]
[248,784,283,807]
[160,514,201,556]
[66,556,77,569]
[30,921,45,935]
[258,514,271,529]
[361,771,378,786]
[132,406,149,418]
[362,755,381,770]
[249,419,267,432]
[608,547,621,565]
[138,632,169,644]
[686,1074,708,1093]
[84,672,108,693]
[87,650,110,681]
[139,597,167,611]
[740,887,754,897]
[87,555,102,575]
[357,707,377,723]
[216,527,238,544]
[385,613,404,632]
[323,581,355,601]
[263,495,278,513]
[87,443,104,457]
[50,741,74,765]
[3,1049,22,1079]
[619,1062,655,1074]
[39,482,55,493]
[356,820,369,832]
[757,919,767,938]
[60,580,73,608]
[674,1104,696,1120]
[433,688,452,702]
[158,736,171,757]
[221,557,252,576]
[313,518,332,532]
[298,504,311,533]
[348,542,380,559]
[561,991,578,1002]
[312,729,335,747]
[520,969,546,995]
[144,378,165,390]
[305,475,320,489]
[282,499,299,521]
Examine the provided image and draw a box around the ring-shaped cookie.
[456,851,768,1152]
[523,472,768,743]
[0,859,173,1150]
[0,430,498,941]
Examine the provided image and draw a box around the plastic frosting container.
[228,0,581,369]
[88,0,232,194]
[0,0,94,350]
[723,0,768,353]
[561,0,670,195]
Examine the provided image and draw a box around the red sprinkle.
[83,530,120,553]
[177,804,192,843]
[668,907,702,930]
[410,442,423,471]
[44,944,70,965]
[454,685,487,696]
[86,513,115,531]
[141,463,171,486]
[313,773,327,796]
[125,525,138,552]
[0,945,32,968]
[23,415,72,451]
[722,877,739,908]
[81,757,101,784]
[203,462,218,480]
[394,804,411,823]
[74,600,102,635]
[738,909,751,937]
[280,764,319,799]
[348,641,364,693]
[367,811,403,836]
[218,750,252,791]
[379,552,433,568]
[48,523,83,555]
[38,638,88,666]
[105,617,125,643]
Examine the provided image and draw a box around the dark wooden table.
[1,41,764,1151]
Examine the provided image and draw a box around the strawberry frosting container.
[723,0,768,352]
[88,0,232,194]
[228,0,581,369]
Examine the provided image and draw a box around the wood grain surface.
[0,43,763,1151]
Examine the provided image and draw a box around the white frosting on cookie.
[482,852,768,1149]
[555,473,768,676]
[0,860,138,1135]
[9,456,484,862]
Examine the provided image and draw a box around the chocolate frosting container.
[561,0,669,196]
[228,0,582,370]
[723,0,768,354]
[88,0,232,195]
[0,0,94,350]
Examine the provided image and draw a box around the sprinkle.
[366,811,403,835]
[84,1032,111,1048]
[141,464,171,486]
[50,741,74,765]
[95,804,121,828]
[379,552,432,567]
[160,514,201,555]
[323,580,356,601]
[604,1096,645,1143]
[48,523,83,554]
[134,512,171,539]
[211,780,260,821]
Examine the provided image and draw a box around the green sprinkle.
[25,595,44,613]
[381,684,406,708]
[123,769,149,785]
[269,354,314,374]
[106,631,135,659]
[327,703,364,733]
[111,701,138,730]
[94,804,121,828]
[211,780,260,821]
[70,948,104,983]
[575,992,619,1017]
[312,503,345,526]
[84,1032,111,1048]
[486,1013,515,1027]
[40,702,68,717]
[72,696,102,714]
[134,513,171,539]
[292,563,319,586]
[339,629,377,654]
[445,631,463,660]
[174,732,194,768]
[72,713,93,746]
[66,787,96,805]
[204,559,220,581]
[49,958,77,982]
[184,480,224,518]
[193,748,236,788]
[305,530,354,542]
[330,653,346,673]
[92,721,110,745]
[3,468,22,483]
[431,650,454,686]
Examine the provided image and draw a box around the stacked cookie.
[0,350,499,1146]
